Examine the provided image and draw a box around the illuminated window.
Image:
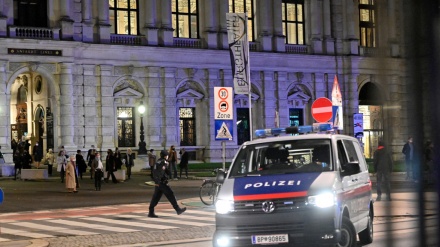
[172,0,199,38]
[282,0,305,45]
[179,108,196,146]
[229,0,255,41]
[117,107,135,147]
[109,0,139,35]
[359,0,376,47]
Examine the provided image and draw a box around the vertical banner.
[353,113,364,138]
[331,75,344,130]
[226,13,250,95]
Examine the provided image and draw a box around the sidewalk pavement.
[2,172,437,247]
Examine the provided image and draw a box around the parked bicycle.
[199,168,225,206]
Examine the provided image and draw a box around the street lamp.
[138,101,147,155]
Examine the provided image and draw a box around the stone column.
[276,71,288,126]
[0,61,14,176]
[203,0,219,49]
[0,0,7,37]
[81,0,94,43]
[144,0,159,45]
[345,73,359,135]
[146,67,162,149]
[272,0,285,52]
[98,65,115,150]
[263,71,277,127]
[159,0,174,47]
[59,63,76,151]
[343,0,358,55]
[161,67,177,147]
[310,0,323,54]
[98,0,111,44]
[323,0,334,54]
[218,0,229,49]
[59,0,74,40]
[257,0,273,51]
[83,65,98,148]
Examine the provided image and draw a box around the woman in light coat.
[57,150,67,183]
[45,149,56,176]
[65,155,78,193]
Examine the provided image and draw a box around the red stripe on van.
[234,191,308,201]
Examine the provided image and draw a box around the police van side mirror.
[216,169,227,184]
[341,162,361,177]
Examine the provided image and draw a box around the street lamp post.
[138,101,147,155]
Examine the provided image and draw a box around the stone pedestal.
[145,27,159,46]
[160,28,174,47]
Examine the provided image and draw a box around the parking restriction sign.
[214,87,233,120]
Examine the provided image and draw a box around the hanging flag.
[331,75,344,130]
[226,13,250,94]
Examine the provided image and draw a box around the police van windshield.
[229,139,333,177]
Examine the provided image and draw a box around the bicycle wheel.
[199,180,216,205]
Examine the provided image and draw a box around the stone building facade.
[0,0,409,175]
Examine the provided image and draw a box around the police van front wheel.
[358,211,374,245]
[338,216,356,247]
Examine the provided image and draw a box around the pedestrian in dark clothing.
[87,145,96,179]
[23,150,32,169]
[179,148,189,179]
[374,141,393,201]
[425,140,435,184]
[92,153,104,191]
[33,141,43,169]
[148,150,187,218]
[402,137,414,180]
[105,149,118,183]
[114,147,122,171]
[13,150,23,180]
[76,150,87,180]
[125,148,135,180]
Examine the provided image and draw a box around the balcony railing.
[173,38,202,48]
[110,34,145,45]
[9,26,60,40]
[285,44,308,54]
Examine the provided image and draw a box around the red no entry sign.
[311,97,333,123]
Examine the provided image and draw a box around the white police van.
[213,125,374,247]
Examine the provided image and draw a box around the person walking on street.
[105,149,118,183]
[167,145,178,180]
[148,149,156,179]
[87,145,96,179]
[92,152,104,191]
[402,137,414,180]
[114,147,123,171]
[23,150,32,169]
[148,150,187,218]
[45,149,56,176]
[33,141,43,169]
[374,141,393,201]
[57,150,67,183]
[179,148,189,179]
[65,155,78,193]
[125,148,135,180]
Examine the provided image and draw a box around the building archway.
[359,82,384,158]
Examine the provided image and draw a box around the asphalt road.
[0,171,203,213]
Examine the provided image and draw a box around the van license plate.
[251,234,289,244]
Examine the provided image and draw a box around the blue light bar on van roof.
[255,124,332,138]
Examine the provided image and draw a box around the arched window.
[229,0,255,41]
[282,0,305,45]
[109,0,139,35]
[172,0,199,38]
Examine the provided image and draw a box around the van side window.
[343,140,359,163]
[337,140,348,167]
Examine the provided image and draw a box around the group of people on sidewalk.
[373,137,436,202]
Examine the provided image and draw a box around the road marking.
[46,219,139,233]
[10,222,95,236]
[0,227,54,238]
[80,216,177,230]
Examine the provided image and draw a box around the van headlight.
[308,192,335,208]
[215,199,234,214]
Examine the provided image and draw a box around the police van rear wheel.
[338,216,356,247]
